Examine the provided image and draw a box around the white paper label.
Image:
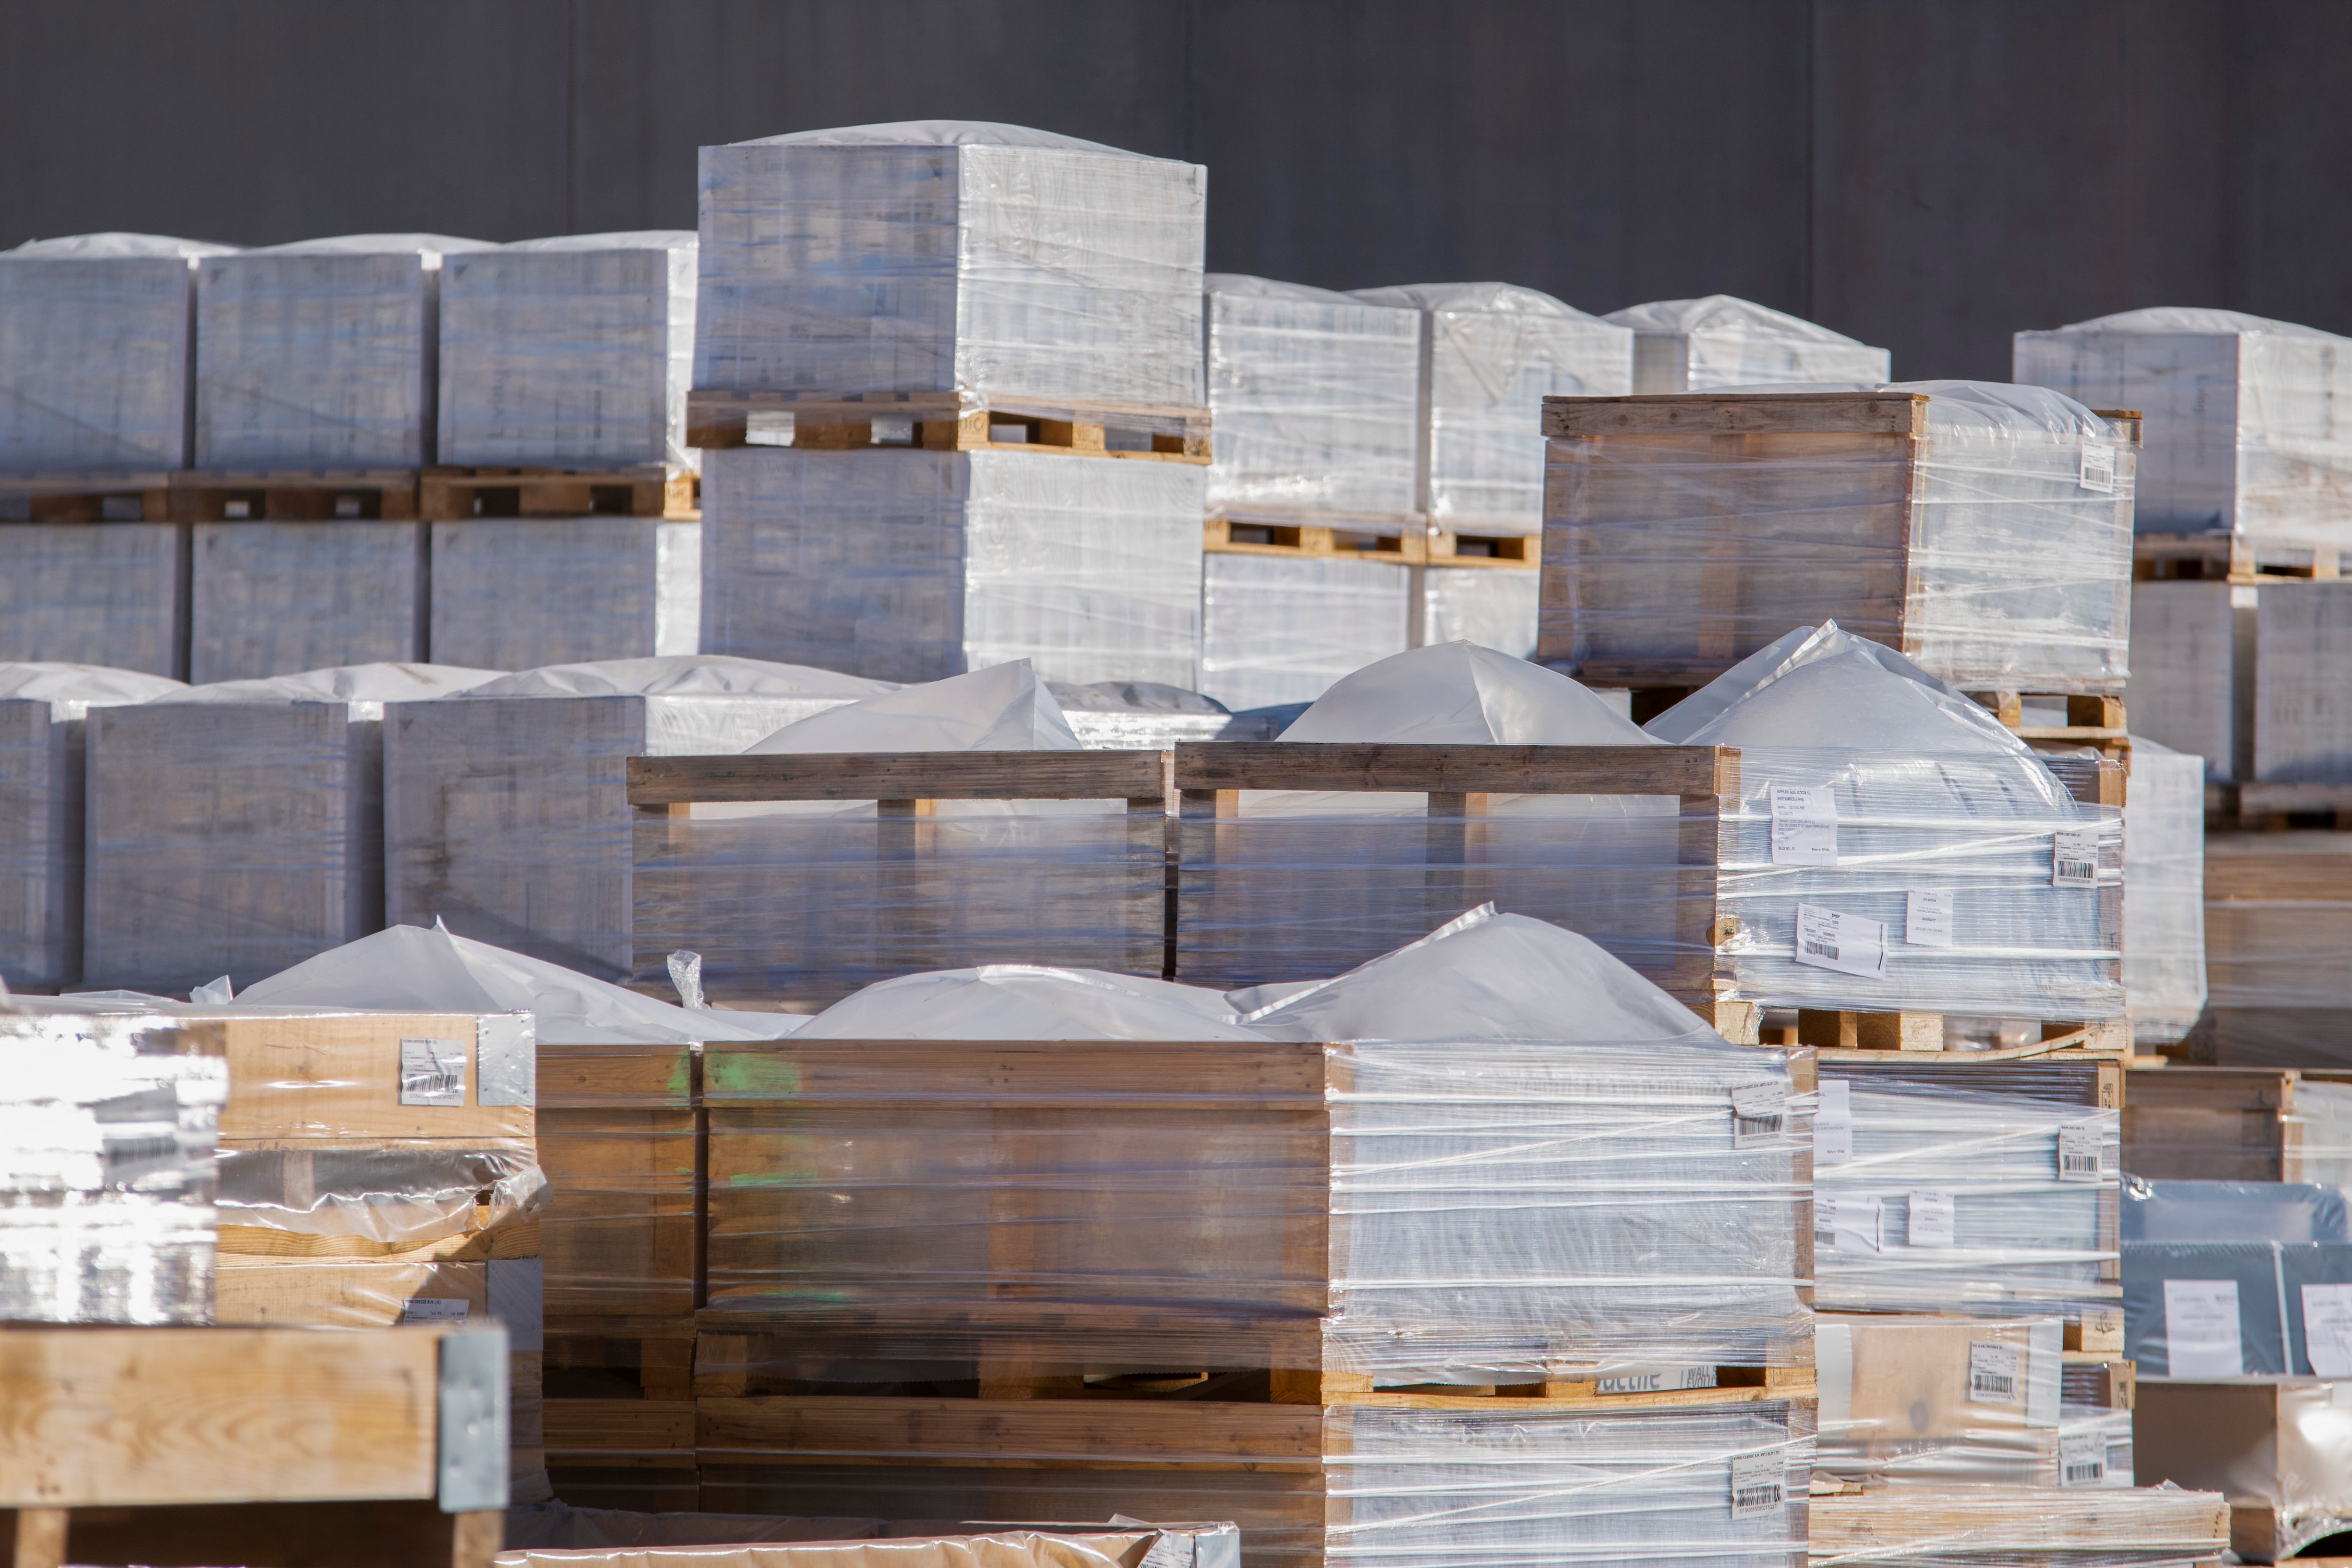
[1907,1190,1956,1248]
[399,1296,470,1324]
[1730,1452,1785,1519]
[2053,828,2101,888]
[1597,1366,1719,1394]
[2164,1279,2244,1378]
[2079,441,2117,494]
[1731,1083,1786,1148]
[1815,1079,1853,1165]
[1967,1341,2021,1404]
[2059,1429,2107,1486]
[398,1037,468,1107]
[1769,785,1839,866]
[1794,905,1887,980]
[1905,889,1955,947]
[2304,1283,2352,1377]
[1817,1195,1884,1254]
[2057,1124,2104,1182]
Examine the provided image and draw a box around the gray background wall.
[4,0,2343,381]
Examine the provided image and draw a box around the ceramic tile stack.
[691,121,1209,688]
[0,233,230,677]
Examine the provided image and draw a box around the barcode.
[1734,1482,1782,1512]
[1803,939,1839,961]
[405,1063,461,1098]
[2061,1152,2100,1177]
[1971,1371,2015,1400]
[2063,1459,2105,1484]
[2057,859,2097,882]
[1734,1113,1782,1141]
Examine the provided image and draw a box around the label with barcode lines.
[1967,1341,2020,1404]
[1732,1084,1785,1148]
[2059,1430,2106,1486]
[1730,1452,1785,1518]
[2053,828,2100,888]
[398,1037,468,1107]
[2058,1123,2103,1182]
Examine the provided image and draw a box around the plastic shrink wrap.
[195,233,493,469]
[2255,579,2352,781]
[0,1007,225,1323]
[2202,830,2352,1065]
[439,231,697,470]
[2015,307,2352,539]
[700,446,1204,688]
[2123,740,2206,1045]
[385,655,890,980]
[1419,564,1539,657]
[1542,382,2136,694]
[2127,579,2248,780]
[0,231,237,471]
[1203,274,1419,520]
[2134,1380,2352,1560]
[2123,1075,2352,1186]
[696,121,1205,416]
[1349,281,1631,536]
[429,517,703,671]
[82,662,502,993]
[2121,1179,2352,1378]
[190,520,427,682]
[1805,1485,2227,1568]
[496,1520,1241,1566]
[0,522,187,677]
[1198,553,1410,710]
[0,663,185,988]
[1607,295,1892,395]
[1048,678,1254,746]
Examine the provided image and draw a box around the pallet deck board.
[687,389,1211,463]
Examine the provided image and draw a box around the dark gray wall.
[2,0,2343,380]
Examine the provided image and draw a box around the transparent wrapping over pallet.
[1806,1485,2227,1568]
[701,447,1205,688]
[2134,1381,2352,1560]
[699,1029,1806,1383]
[191,521,426,682]
[1350,282,1633,535]
[1049,679,1250,748]
[696,122,1206,414]
[2254,579,2352,782]
[0,1010,226,1324]
[0,233,236,470]
[0,524,187,677]
[2122,740,2206,1044]
[497,1520,1241,1566]
[2202,830,2352,1066]
[2121,1179,2352,1378]
[1541,383,2136,692]
[1197,553,1410,710]
[1204,275,1420,518]
[1813,1073,2119,1327]
[439,231,697,470]
[429,518,703,672]
[1420,565,1539,658]
[2127,580,2244,780]
[2015,306,2352,538]
[1607,295,1891,395]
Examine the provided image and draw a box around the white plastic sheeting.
[438,231,697,470]
[1203,274,1420,519]
[194,233,493,469]
[0,232,236,470]
[700,447,1204,688]
[190,521,426,682]
[1420,565,1539,658]
[1608,294,1891,394]
[792,964,1253,1041]
[744,660,1078,752]
[1281,641,1651,745]
[2015,306,2352,538]
[2256,579,2352,781]
[2124,579,2247,780]
[0,524,187,677]
[1198,552,1410,711]
[1350,281,1633,534]
[1049,679,1248,747]
[429,518,702,671]
[2123,740,2207,1046]
[0,664,186,989]
[696,121,1206,415]
[384,655,888,980]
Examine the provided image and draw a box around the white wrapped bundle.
[2124,740,2206,1045]
[0,524,186,677]
[0,663,185,989]
[2126,579,2245,780]
[1350,281,1633,534]
[0,232,237,471]
[1203,274,1419,518]
[190,521,426,682]
[1049,678,1248,747]
[2256,578,2352,780]
[1607,294,1890,393]
[1198,553,1410,710]
[428,517,702,670]
[437,231,696,470]
[700,446,1204,687]
[384,655,889,979]
[2015,306,2352,538]
[83,662,502,992]
[195,233,492,469]
[696,121,1205,414]
[1420,565,1539,656]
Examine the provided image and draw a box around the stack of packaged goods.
[1605,294,1891,393]
[692,120,1209,689]
[0,233,233,677]
[2122,740,2208,1051]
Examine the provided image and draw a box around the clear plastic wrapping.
[2254,579,2352,781]
[2126,580,2246,780]
[1049,679,1249,747]
[0,523,187,677]
[2134,1381,2352,1559]
[428,518,703,671]
[2121,1178,2352,1377]
[495,1522,1239,1567]
[1198,553,1410,710]
[1608,296,1892,395]
[1203,275,1420,519]
[1419,566,1540,658]
[701,447,1205,688]
[696,122,1206,414]
[2015,306,2352,538]
[1350,282,1633,535]
[195,234,493,469]
[2122,740,2206,1043]
[1806,1484,2227,1568]
[1542,383,2137,692]
[2202,830,2352,1065]
[0,233,235,470]
[439,231,697,470]
[190,521,426,682]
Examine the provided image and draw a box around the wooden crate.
[0,1323,505,1568]
[2199,830,2352,1065]
[2136,1381,2352,1562]
[419,463,696,521]
[2121,1066,2352,1179]
[167,468,419,521]
[686,389,1210,463]
[0,470,174,522]
[1537,390,2138,696]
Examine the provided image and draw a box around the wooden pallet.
[1741,1009,2130,1060]
[687,389,1211,463]
[0,470,174,522]
[1428,527,1539,567]
[1204,513,1426,564]
[1579,674,2128,741]
[2062,1352,2135,1410]
[169,467,419,521]
[2231,779,2352,828]
[420,464,697,521]
[2135,530,2343,583]
[546,1319,698,1401]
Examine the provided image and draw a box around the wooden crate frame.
[686,389,1211,463]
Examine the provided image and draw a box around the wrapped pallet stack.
[1606,294,1891,392]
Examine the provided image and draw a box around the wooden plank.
[167,470,421,523]
[1203,515,1426,565]
[1542,390,1928,439]
[539,1042,694,1110]
[701,1038,1328,1109]
[627,750,1169,806]
[206,1012,533,1141]
[696,1395,1327,1471]
[687,389,1211,451]
[419,465,687,522]
[1168,741,1732,798]
[14,1499,501,1568]
[544,1398,696,1460]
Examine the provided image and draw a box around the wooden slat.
[207,1012,533,1141]
[1542,391,1928,439]
[696,1395,1327,1471]
[544,1398,696,1457]
[628,750,1168,805]
[1168,741,1732,798]
[538,1042,694,1109]
[701,1038,1327,1108]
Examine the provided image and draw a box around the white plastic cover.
[1198,552,1410,710]
[1607,294,1891,394]
[466,654,893,702]
[190,521,427,682]
[743,661,1080,753]
[793,964,1253,1041]
[1281,641,1653,744]
[0,663,186,704]
[429,518,704,670]
[6,232,238,259]
[700,447,1204,688]
[1663,630,2031,755]
[1048,679,1246,747]
[1645,620,2022,749]
[1351,281,1634,533]
[153,661,504,708]
[0,524,186,677]
[1421,565,1540,658]
[438,231,697,469]
[2123,740,2207,1044]
[696,121,1206,414]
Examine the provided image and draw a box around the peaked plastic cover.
[1605,294,1890,394]
[6,232,238,259]
[792,964,1255,1040]
[1282,640,1653,744]
[462,655,895,702]
[0,662,185,704]
[743,660,1080,751]
[1657,622,2032,755]
[1644,620,2016,749]
[149,662,506,706]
